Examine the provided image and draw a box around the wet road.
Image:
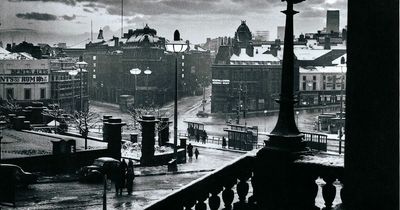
[13,172,208,210]
[10,147,243,209]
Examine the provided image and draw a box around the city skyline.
[0,0,347,46]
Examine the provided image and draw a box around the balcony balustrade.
[145,151,344,210]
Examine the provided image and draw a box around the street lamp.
[129,68,141,105]
[68,70,78,112]
[144,67,152,106]
[75,60,88,112]
[166,30,188,163]
[295,111,300,125]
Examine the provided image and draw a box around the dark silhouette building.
[84,25,211,106]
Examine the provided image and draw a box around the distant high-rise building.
[277,26,285,41]
[326,10,340,33]
[255,31,270,41]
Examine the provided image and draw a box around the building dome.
[235,20,252,42]
[126,24,159,44]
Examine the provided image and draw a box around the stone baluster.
[233,170,252,210]
[183,198,196,210]
[292,168,319,210]
[322,175,336,209]
[208,186,222,210]
[195,191,209,210]
[222,177,237,210]
[247,175,257,209]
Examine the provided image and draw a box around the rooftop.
[300,65,347,74]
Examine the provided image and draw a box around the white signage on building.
[212,79,230,85]
[0,76,49,83]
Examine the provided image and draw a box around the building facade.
[326,10,340,33]
[298,65,346,106]
[49,58,89,112]
[211,21,282,114]
[84,25,211,106]
[0,58,51,105]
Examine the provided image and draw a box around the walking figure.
[222,136,227,148]
[187,143,193,159]
[126,160,135,195]
[115,159,127,195]
[195,132,200,142]
[201,131,207,144]
[194,148,199,159]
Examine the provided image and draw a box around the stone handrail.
[144,151,344,210]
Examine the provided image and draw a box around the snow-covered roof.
[0,47,10,54]
[300,65,347,74]
[332,54,347,65]
[230,48,280,63]
[294,49,331,60]
[0,50,36,60]
[126,34,160,43]
[188,44,207,52]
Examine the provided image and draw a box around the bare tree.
[0,100,22,125]
[69,108,100,150]
[42,104,66,134]
[127,104,170,132]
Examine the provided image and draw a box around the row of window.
[5,88,46,100]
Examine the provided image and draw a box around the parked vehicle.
[78,157,120,183]
[0,164,38,187]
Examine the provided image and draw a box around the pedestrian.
[126,160,135,195]
[116,159,127,195]
[201,131,207,144]
[194,148,199,159]
[222,136,227,148]
[195,132,200,142]
[187,143,193,159]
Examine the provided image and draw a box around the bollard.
[138,115,159,166]
[102,115,112,141]
[104,118,126,160]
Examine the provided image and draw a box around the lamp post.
[75,60,88,112]
[266,0,306,151]
[144,67,152,106]
[166,30,188,162]
[339,56,346,154]
[68,70,78,112]
[130,68,141,105]
[295,111,299,125]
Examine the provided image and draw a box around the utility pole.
[236,83,242,124]
[121,0,124,38]
[339,56,345,154]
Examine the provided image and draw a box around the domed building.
[232,20,254,56]
[84,24,211,107]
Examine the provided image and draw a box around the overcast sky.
[0,0,347,45]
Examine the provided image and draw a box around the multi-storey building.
[298,65,346,106]
[0,50,51,106]
[211,21,282,113]
[84,25,211,106]
[49,58,89,112]
[326,10,340,33]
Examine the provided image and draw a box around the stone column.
[104,118,126,160]
[29,102,45,124]
[138,115,159,166]
[102,115,112,141]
